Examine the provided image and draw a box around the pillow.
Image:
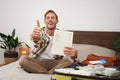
[73,44,116,62]
[79,54,120,66]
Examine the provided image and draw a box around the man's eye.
[51,17,55,19]
[46,17,50,19]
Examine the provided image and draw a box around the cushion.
[73,44,116,62]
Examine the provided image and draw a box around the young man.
[19,10,77,74]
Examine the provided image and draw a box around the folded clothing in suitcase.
[54,65,120,80]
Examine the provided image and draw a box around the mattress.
[0,60,53,80]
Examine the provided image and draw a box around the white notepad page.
[51,30,73,56]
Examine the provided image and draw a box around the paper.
[51,30,73,56]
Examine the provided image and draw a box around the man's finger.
[36,20,40,28]
[64,46,73,50]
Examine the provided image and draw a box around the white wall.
[0,0,120,54]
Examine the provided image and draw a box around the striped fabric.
[29,27,50,58]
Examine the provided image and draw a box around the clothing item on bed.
[19,55,72,74]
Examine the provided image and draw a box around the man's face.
[44,12,58,30]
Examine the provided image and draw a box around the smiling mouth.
[48,23,53,25]
[48,22,54,25]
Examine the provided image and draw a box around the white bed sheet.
[0,60,53,80]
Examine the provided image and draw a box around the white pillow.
[73,44,116,62]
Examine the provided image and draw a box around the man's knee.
[19,55,30,66]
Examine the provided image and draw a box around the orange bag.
[80,54,120,66]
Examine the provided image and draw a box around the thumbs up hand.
[32,20,41,42]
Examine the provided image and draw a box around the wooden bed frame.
[71,31,120,50]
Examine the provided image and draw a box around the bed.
[0,31,120,80]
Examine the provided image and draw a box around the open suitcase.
[54,71,120,80]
